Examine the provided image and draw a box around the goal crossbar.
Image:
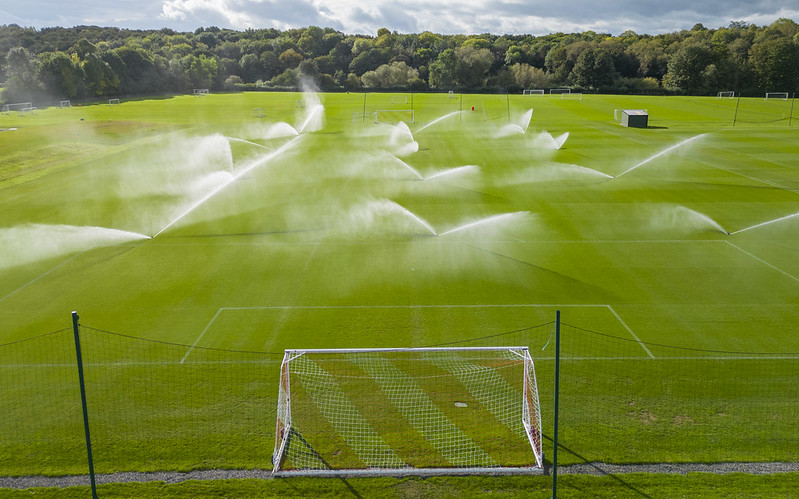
[273,346,543,476]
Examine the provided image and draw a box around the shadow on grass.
[542,432,654,498]
[282,429,363,499]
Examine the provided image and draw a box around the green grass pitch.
[1,91,798,484]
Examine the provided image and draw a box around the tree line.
[1,19,798,104]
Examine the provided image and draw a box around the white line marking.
[605,305,655,358]
[0,252,87,304]
[724,241,799,284]
[181,308,224,363]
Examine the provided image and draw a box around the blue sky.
[1,0,798,35]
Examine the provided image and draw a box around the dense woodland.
[1,19,799,104]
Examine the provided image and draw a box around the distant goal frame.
[272,346,543,477]
[765,92,789,100]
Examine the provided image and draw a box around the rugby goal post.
[272,346,543,476]
[765,92,789,100]
[523,89,545,96]
[375,109,415,124]
[717,91,735,99]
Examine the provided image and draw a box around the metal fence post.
[72,311,98,499]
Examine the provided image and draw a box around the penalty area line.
[724,241,799,284]
[605,305,655,359]
[181,308,223,363]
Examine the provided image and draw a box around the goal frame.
[717,91,735,99]
[107,98,120,105]
[765,92,789,100]
[272,346,543,477]
[374,109,415,124]
[59,100,72,108]
[2,102,32,114]
[550,88,571,95]
[193,88,210,96]
[523,89,545,96]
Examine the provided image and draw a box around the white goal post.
[390,95,409,104]
[717,91,735,99]
[765,92,789,100]
[59,100,72,108]
[375,109,415,124]
[550,88,571,95]
[193,88,210,96]
[107,98,120,105]
[272,346,543,476]
[523,89,545,96]
[2,102,32,114]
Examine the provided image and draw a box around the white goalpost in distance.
[273,346,543,476]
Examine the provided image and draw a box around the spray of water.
[615,134,705,179]
[729,211,799,235]
[297,76,325,133]
[650,205,728,235]
[152,135,304,237]
[424,165,479,181]
[391,156,424,180]
[225,137,273,150]
[415,111,465,133]
[342,199,437,236]
[531,131,569,150]
[438,212,529,236]
[498,163,612,185]
[389,121,419,156]
[0,224,150,269]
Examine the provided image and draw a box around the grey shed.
[621,109,648,128]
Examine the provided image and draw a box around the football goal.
[717,91,735,99]
[193,88,209,96]
[391,95,409,104]
[107,98,120,105]
[2,102,32,115]
[523,89,545,96]
[272,346,543,476]
[765,92,789,100]
[550,88,571,95]
[59,100,72,108]
[375,109,415,124]
[448,90,457,99]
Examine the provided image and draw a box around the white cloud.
[6,0,799,35]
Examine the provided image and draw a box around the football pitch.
[1,91,798,487]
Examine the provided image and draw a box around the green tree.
[453,46,493,88]
[663,43,714,93]
[509,63,552,89]
[82,53,119,96]
[38,51,85,98]
[570,47,616,88]
[2,46,42,102]
[239,53,262,82]
[428,48,456,88]
[749,37,799,92]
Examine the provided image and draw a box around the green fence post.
[552,310,561,498]
[72,311,98,499]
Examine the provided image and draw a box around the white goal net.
[717,91,735,99]
[193,88,209,96]
[273,347,543,476]
[375,109,415,124]
[523,89,545,96]
[765,92,789,100]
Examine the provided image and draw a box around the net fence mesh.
[0,318,797,479]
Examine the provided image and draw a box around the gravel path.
[2,462,798,490]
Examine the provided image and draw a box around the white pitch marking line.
[0,251,87,304]
[181,308,224,363]
[724,241,799,284]
[605,305,655,359]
